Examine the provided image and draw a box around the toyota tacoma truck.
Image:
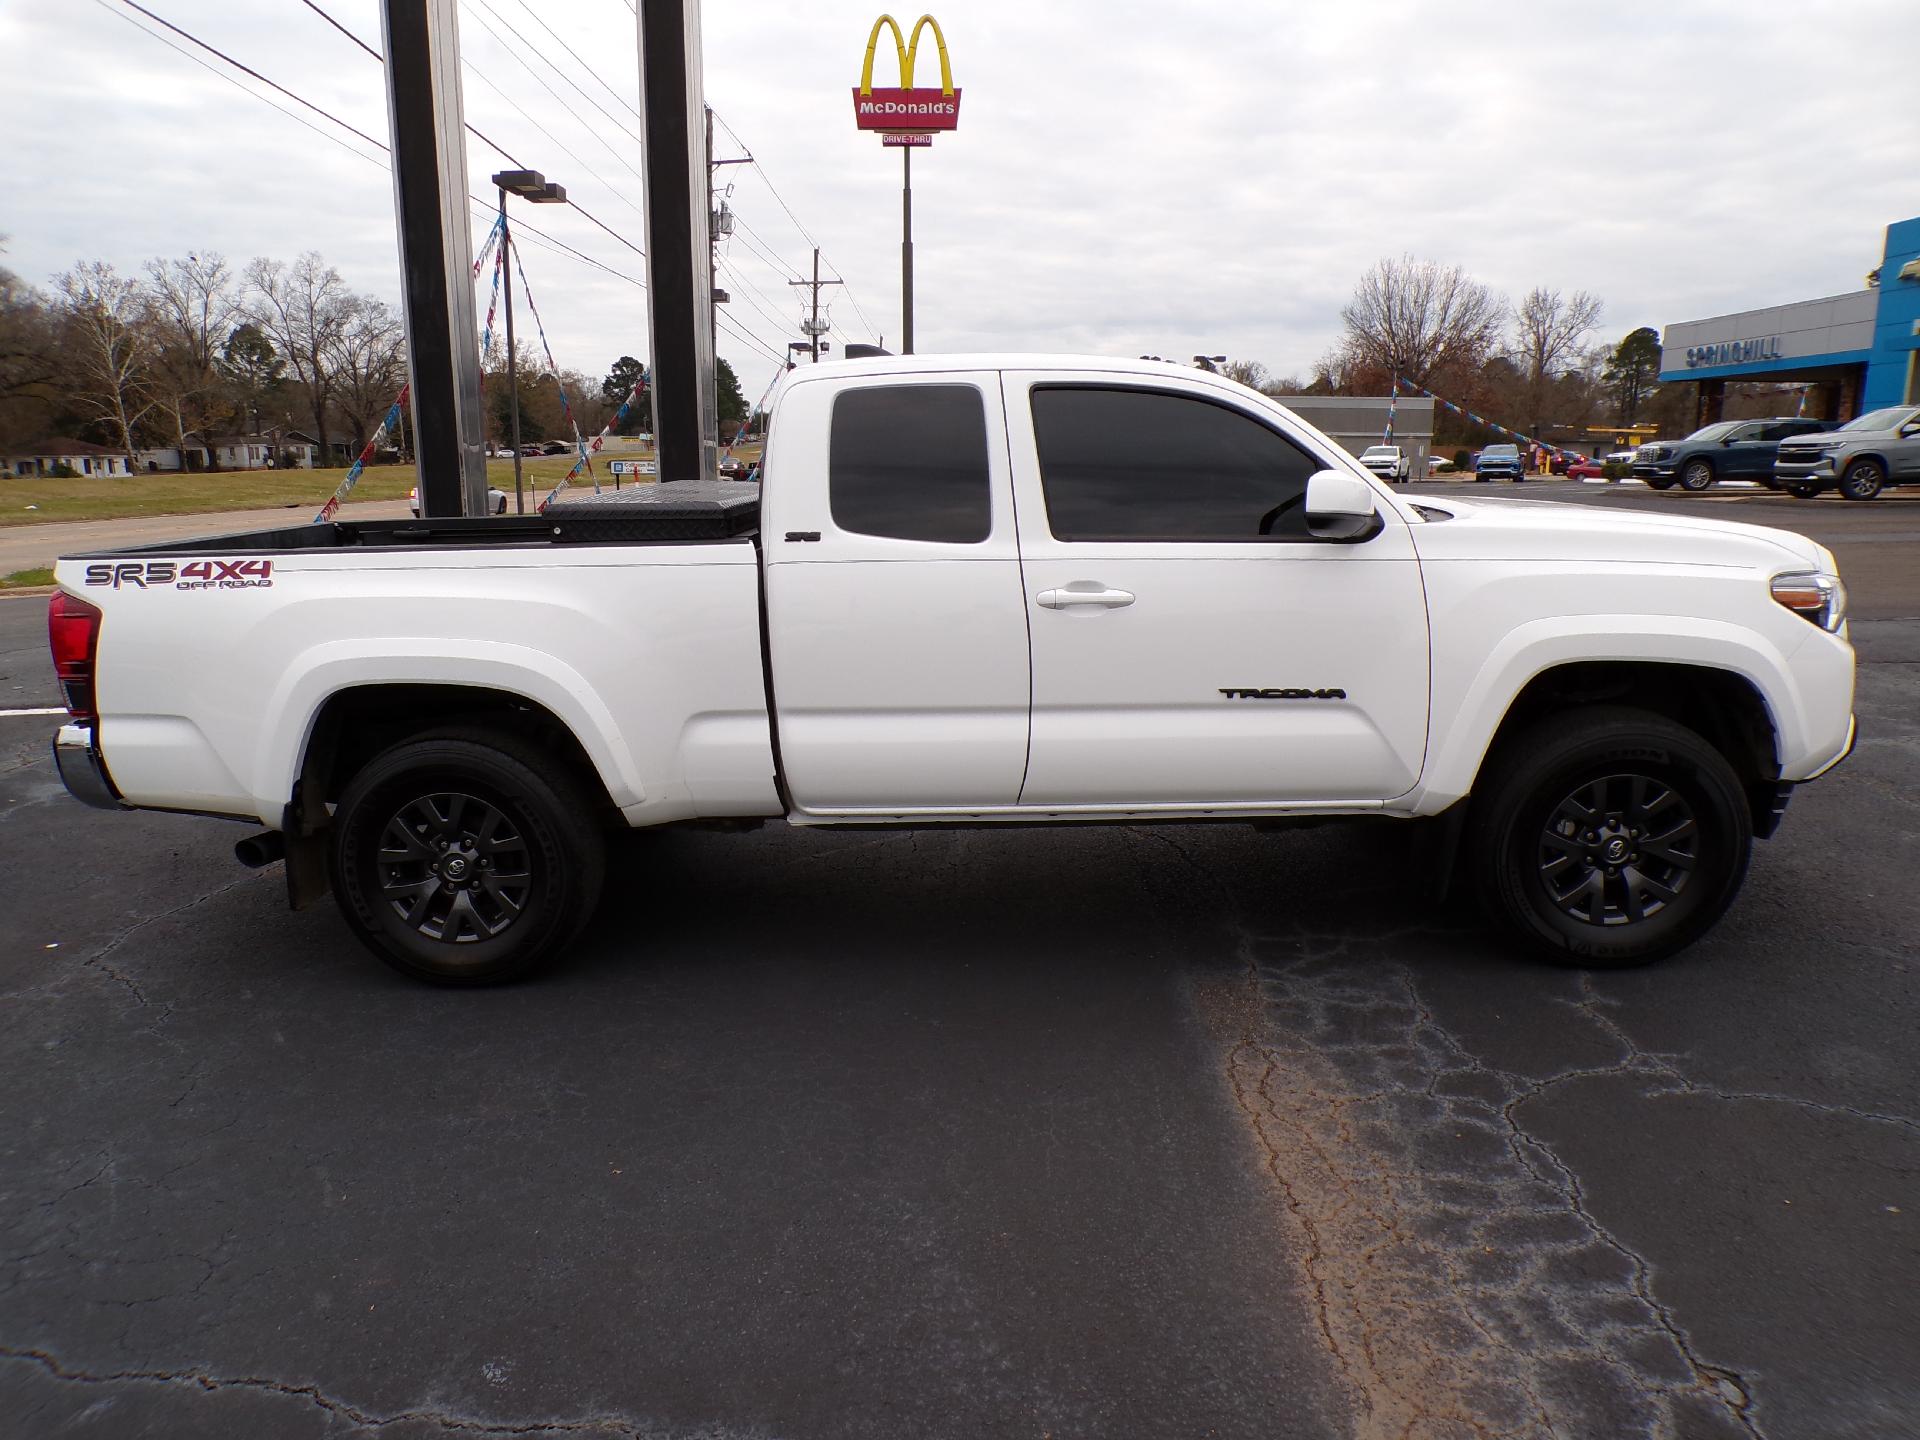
[47,355,1856,983]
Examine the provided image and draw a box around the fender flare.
[1414,615,1808,810]
[250,638,643,820]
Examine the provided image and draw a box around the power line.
[462,58,648,226]
[112,0,795,370]
[508,0,642,127]
[285,0,651,269]
[465,0,643,149]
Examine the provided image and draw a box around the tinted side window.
[829,384,990,543]
[1032,387,1320,542]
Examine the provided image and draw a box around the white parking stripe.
[0,707,66,718]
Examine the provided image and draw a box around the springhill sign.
[852,14,960,138]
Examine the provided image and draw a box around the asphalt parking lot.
[2,482,1916,1439]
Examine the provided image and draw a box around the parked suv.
[1473,443,1524,481]
[1774,405,1920,501]
[1357,444,1412,482]
[1632,418,1834,492]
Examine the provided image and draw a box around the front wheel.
[1467,706,1751,967]
[1785,480,1823,499]
[1645,477,1676,491]
[330,729,607,984]
[1839,459,1885,502]
[1680,459,1715,492]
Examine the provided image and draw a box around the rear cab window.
[829,384,991,543]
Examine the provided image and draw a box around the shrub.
[1602,460,1631,481]
[48,461,78,478]
[1452,449,1472,470]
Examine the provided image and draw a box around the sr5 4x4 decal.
[84,560,274,591]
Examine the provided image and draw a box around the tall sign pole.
[901,147,913,354]
[379,0,487,518]
[636,0,716,482]
[852,15,958,357]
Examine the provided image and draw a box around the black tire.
[1645,477,1676,491]
[1679,459,1715,492]
[1467,706,1751,967]
[1785,481,1823,499]
[330,728,607,984]
[1839,459,1885,502]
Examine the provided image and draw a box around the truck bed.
[65,480,762,558]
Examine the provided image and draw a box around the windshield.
[1361,446,1396,457]
[1841,407,1917,433]
[1482,444,1518,457]
[1684,422,1740,442]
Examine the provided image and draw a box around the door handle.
[1037,585,1135,610]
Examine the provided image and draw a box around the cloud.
[3,0,1913,394]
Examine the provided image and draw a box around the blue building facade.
[1660,216,1920,424]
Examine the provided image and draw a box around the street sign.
[609,459,657,475]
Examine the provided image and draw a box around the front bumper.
[1630,462,1678,479]
[53,722,126,810]
[1774,456,1839,482]
[1803,713,1858,782]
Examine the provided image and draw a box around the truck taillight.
[48,591,103,722]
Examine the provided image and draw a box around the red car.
[1565,456,1606,480]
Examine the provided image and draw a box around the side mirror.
[1304,469,1381,542]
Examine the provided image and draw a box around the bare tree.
[144,253,237,467]
[1338,256,1507,388]
[0,244,61,447]
[329,296,408,459]
[1222,359,1271,391]
[1513,286,1603,433]
[55,260,156,459]
[243,252,352,459]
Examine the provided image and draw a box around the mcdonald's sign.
[852,14,960,137]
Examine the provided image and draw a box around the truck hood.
[1405,493,1831,572]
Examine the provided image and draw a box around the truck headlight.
[1772,571,1847,632]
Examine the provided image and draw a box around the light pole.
[1193,354,1226,372]
[491,169,566,513]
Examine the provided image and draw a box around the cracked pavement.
[1,488,1916,1438]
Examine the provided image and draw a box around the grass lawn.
[1,566,55,588]
[0,447,739,528]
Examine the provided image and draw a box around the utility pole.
[707,106,748,365]
[788,248,842,362]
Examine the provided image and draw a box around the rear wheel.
[330,729,606,984]
[1468,706,1751,967]
[1839,459,1885,502]
[1680,459,1716,492]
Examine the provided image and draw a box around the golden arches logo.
[858,14,953,97]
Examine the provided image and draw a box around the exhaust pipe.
[234,831,287,869]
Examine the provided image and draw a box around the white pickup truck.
[48,355,1856,983]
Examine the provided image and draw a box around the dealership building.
[1661,215,1920,427]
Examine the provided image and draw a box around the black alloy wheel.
[331,730,606,984]
[1468,706,1751,967]
[1680,459,1716,492]
[1537,773,1696,927]
[1840,459,1885,502]
[376,791,533,943]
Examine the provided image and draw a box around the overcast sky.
[3,0,1916,399]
